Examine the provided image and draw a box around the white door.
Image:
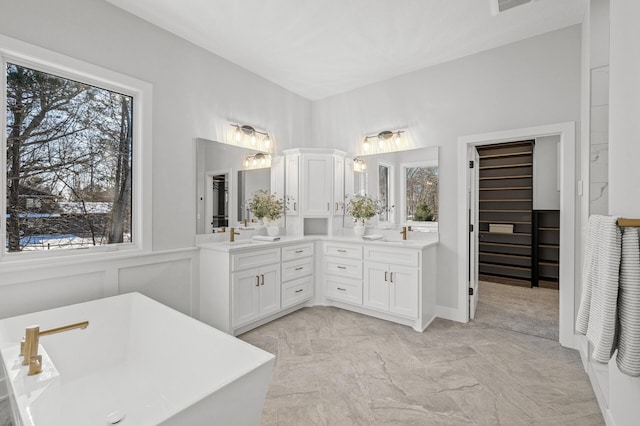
[258,264,281,317]
[303,154,332,216]
[232,269,260,327]
[285,155,299,215]
[469,147,480,319]
[389,265,419,318]
[333,155,344,215]
[363,262,389,311]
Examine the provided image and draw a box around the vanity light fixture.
[353,157,367,172]
[362,130,406,154]
[244,152,271,169]
[229,123,273,153]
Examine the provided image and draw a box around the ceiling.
[105,0,587,100]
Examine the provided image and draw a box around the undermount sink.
[0,293,274,426]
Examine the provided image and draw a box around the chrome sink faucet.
[20,321,89,375]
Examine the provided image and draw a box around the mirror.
[196,138,284,234]
[345,146,439,231]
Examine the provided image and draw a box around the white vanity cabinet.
[281,242,314,308]
[199,242,313,336]
[302,153,333,216]
[323,241,436,332]
[323,242,363,305]
[333,154,344,216]
[232,263,280,327]
[285,154,299,216]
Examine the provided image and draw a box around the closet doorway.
[458,122,576,348]
[473,140,560,340]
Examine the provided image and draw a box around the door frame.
[457,122,576,349]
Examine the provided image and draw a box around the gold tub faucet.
[20,321,89,375]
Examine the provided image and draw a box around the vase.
[267,225,280,236]
[354,224,365,237]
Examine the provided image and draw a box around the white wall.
[604,1,640,424]
[0,0,311,318]
[313,26,582,309]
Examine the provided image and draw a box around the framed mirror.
[196,138,284,234]
[344,146,439,231]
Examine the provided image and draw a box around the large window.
[5,62,133,253]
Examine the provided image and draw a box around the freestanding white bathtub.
[0,292,275,426]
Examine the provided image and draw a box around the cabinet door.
[363,262,390,311]
[389,265,419,318]
[258,264,281,318]
[232,269,260,327]
[333,155,344,216]
[302,154,332,216]
[285,155,299,216]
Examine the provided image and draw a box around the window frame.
[0,35,152,264]
[400,159,439,231]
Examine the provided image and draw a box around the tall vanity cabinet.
[284,148,346,235]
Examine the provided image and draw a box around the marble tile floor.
[240,306,602,426]
[473,281,560,342]
[0,397,11,426]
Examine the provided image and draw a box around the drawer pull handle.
[295,250,304,253]
[327,202,330,210]
[337,249,347,253]
[385,271,388,282]
[335,202,339,211]
[295,289,304,293]
[295,267,304,271]
[337,266,347,270]
[337,287,346,291]
[260,274,265,286]
[390,272,394,283]
[255,276,260,287]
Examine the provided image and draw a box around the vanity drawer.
[324,242,362,259]
[282,243,314,261]
[363,246,419,267]
[282,276,313,309]
[282,257,313,282]
[325,276,362,305]
[231,248,281,271]
[324,256,362,280]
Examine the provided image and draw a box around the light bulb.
[264,135,271,149]
[363,140,370,152]
[252,158,257,166]
[395,133,401,145]
[234,127,242,142]
[261,157,266,166]
[244,158,249,167]
[251,134,256,145]
[379,139,384,148]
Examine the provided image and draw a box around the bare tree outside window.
[5,63,133,252]
[405,166,438,222]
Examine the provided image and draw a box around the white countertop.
[198,234,439,252]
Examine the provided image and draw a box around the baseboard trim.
[435,305,466,323]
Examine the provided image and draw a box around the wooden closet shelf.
[539,244,560,249]
[480,252,531,260]
[478,151,532,160]
[480,231,532,236]
[479,220,531,224]
[479,163,533,170]
[479,175,532,181]
[480,242,531,249]
[479,187,532,191]
[539,227,560,231]
[539,261,559,267]
[479,209,531,213]
[479,262,531,272]
[480,198,532,202]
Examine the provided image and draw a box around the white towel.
[362,234,384,241]
[576,215,621,363]
[617,228,640,376]
[252,235,280,242]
